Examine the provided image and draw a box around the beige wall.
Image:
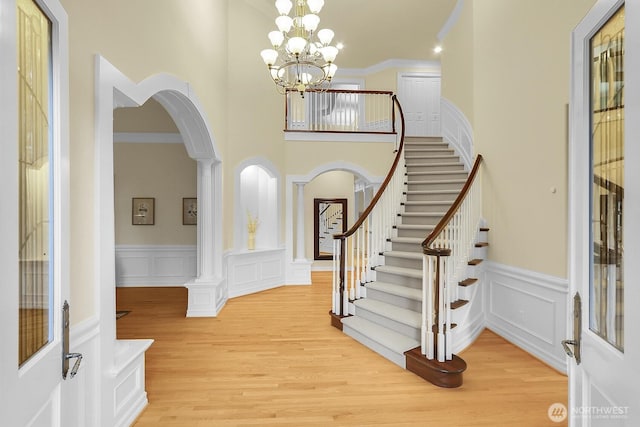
[61,0,229,322]
[441,0,596,278]
[113,143,197,245]
[440,0,474,126]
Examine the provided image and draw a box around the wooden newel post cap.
[423,247,452,257]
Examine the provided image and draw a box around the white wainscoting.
[226,248,286,298]
[484,261,568,373]
[115,245,196,287]
[441,97,473,170]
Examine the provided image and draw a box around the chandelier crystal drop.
[260,0,339,97]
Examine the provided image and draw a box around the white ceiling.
[252,0,458,69]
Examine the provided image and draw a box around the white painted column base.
[286,259,313,285]
[185,277,227,317]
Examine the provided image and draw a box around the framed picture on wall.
[182,197,197,225]
[132,197,155,225]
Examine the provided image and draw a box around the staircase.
[339,136,487,376]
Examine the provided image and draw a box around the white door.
[0,0,72,425]
[568,0,640,425]
[398,75,441,137]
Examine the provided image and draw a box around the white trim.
[113,132,183,144]
[285,161,383,284]
[225,248,286,298]
[441,97,473,170]
[115,245,196,287]
[233,156,282,251]
[95,55,225,426]
[437,0,465,41]
[338,59,441,77]
[484,261,568,373]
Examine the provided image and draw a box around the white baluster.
[349,234,355,300]
[437,255,446,363]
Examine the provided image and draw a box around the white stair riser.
[403,202,453,212]
[399,214,444,226]
[405,149,454,157]
[406,164,465,172]
[406,171,468,181]
[396,226,433,239]
[375,270,422,288]
[366,287,422,312]
[381,255,422,270]
[342,324,407,368]
[407,181,465,191]
[405,192,458,202]
[405,156,460,165]
[389,241,422,252]
[354,305,421,341]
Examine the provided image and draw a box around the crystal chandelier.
[260,0,339,97]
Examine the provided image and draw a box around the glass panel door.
[18,0,53,366]
[590,5,624,351]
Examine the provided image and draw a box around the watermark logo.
[548,403,630,422]
[548,403,568,423]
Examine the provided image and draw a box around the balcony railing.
[285,89,396,134]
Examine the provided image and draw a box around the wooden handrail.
[333,94,406,240]
[422,155,484,251]
[288,88,395,96]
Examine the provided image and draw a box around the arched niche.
[234,157,281,251]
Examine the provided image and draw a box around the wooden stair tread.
[459,278,478,287]
[467,259,483,266]
[451,299,469,310]
[480,227,490,232]
[475,242,489,247]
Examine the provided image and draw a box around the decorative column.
[295,182,305,261]
[185,158,222,317]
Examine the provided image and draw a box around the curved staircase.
[337,136,487,384]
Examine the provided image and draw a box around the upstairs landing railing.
[421,155,483,362]
[286,89,396,134]
[331,94,405,316]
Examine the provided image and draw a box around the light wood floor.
[116,272,568,427]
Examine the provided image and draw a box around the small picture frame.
[182,197,197,225]
[132,197,155,225]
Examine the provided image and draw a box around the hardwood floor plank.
[116,272,567,426]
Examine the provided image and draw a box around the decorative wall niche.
[236,159,280,251]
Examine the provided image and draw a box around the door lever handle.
[562,293,582,365]
[64,352,83,379]
[62,301,83,380]
[562,339,578,358]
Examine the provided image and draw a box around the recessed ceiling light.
[434,45,443,54]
